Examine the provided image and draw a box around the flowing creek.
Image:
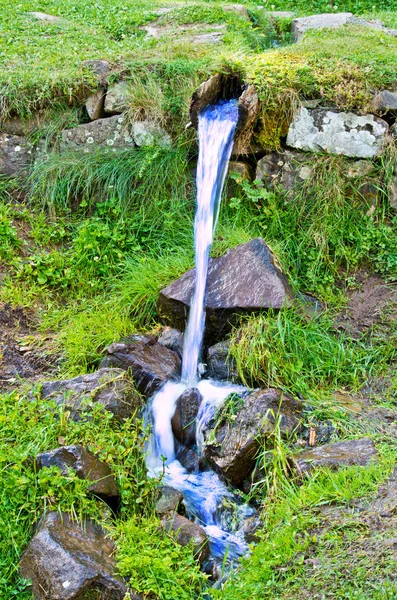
[145,100,255,573]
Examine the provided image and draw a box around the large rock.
[157,238,293,343]
[60,115,134,153]
[203,388,302,486]
[372,90,397,113]
[161,514,209,564]
[171,388,202,448]
[256,150,313,198]
[0,133,34,175]
[157,327,184,359]
[82,59,111,84]
[35,445,119,501]
[101,336,181,397]
[206,340,238,381]
[85,87,106,120]
[19,512,129,600]
[293,438,377,474]
[104,81,130,115]
[155,486,184,515]
[287,107,388,158]
[40,368,141,422]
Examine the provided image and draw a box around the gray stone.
[203,388,302,486]
[35,446,119,501]
[85,86,106,120]
[60,115,134,153]
[40,368,141,422]
[82,59,111,84]
[293,438,378,474]
[0,134,34,175]
[28,12,61,23]
[161,514,209,564]
[104,81,130,115]
[19,512,129,600]
[157,238,293,343]
[158,327,184,359]
[256,150,313,197]
[100,337,181,397]
[291,12,397,41]
[155,486,183,515]
[171,388,202,447]
[286,107,388,158]
[131,120,171,147]
[206,340,238,381]
[372,90,397,113]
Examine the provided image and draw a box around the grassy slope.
[1,0,397,598]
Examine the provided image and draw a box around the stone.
[131,120,171,147]
[104,81,130,115]
[35,446,119,501]
[234,85,260,155]
[171,388,202,448]
[206,340,238,381]
[158,327,184,359]
[291,12,357,41]
[157,238,293,343]
[19,512,128,600]
[0,134,34,175]
[190,74,243,128]
[0,115,41,136]
[40,368,141,422]
[293,438,378,474]
[85,86,106,120]
[228,161,251,180]
[191,28,225,44]
[28,12,61,23]
[203,388,302,486]
[161,514,210,564]
[175,445,201,472]
[100,337,181,397]
[286,107,388,159]
[256,150,313,197]
[372,90,397,113]
[224,4,249,18]
[155,486,183,515]
[60,115,134,153]
[82,59,111,84]
[389,176,397,214]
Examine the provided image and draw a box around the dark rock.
[161,514,210,564]
[155,486,183,515]
[40,368,141,422]
[158,327,184,359]
[19,512,128,600]
[157,238,293,343]
[100,337,181,397]
[60,115,134,152]
[293,438,378,474]
[373,90,397,113]
[175,445,201,472]
[203,388,302,486]
[256,150,313,198]
[171,388,202,447]
[35,445,118,501]
[234,85,260,155]
[0,115,41,136]
[206,340,238,381]
[0,133,34,175]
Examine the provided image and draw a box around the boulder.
[203,388,302,486]
[130,120,171,147]
[60,115,134,153]
[19,512,129,600]
[35,445,119,501]
[293,438,377,474]
[161,514,210,564]
[85,87,106,120]
[372,90,397,113]
[206,340,238,381]
[101,337,181,397]
[40,368,141,422]
[286,107,388,158]
[171,388,202,447]
[256,150,313,198]
[157,327,184,359]
[104,81,130,115]
[155,486,184,515]
[157,238,293,343]
[0,133,34,175]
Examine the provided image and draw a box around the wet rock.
[101,337,181,397]
[85,87,106,120]
[0,133,34,175]
[206,340,238,381]
[28,11,61,23]
[131,120,171,147]
[40,368,141,422]
[372,90,397,113]
[175,445,201,472]
[234,85,260,155]
[256,150,313,197]
[158,238,293,343]
[60,115,134,153]
[158,327,184,359]
[293,438,378,474]
[171,388,202,447]
[104,81,130,115]
[287,108,388,158]
[19,512,128,600]
[155,486,183,515]
[161,514,210,564]
[35,445,119,501]
[204,388,302,486]
[241,514,262,543]
[82,59,111,84]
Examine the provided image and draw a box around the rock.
[60,115,134,153]
[293,438,378,474]
[101,338,181,397]
[256,150,313,197]
[227,161,251,197]
[161,514,209,564]
[157,238,293,343]
[203,388,302,486]
[192,28,225,44]
[35,446,119,501]
[372,90,397,113]
[155,486,183,515]
[224,4,249,18]
[171,388,202,447]
[158,327,184,359]
[85,87,106,120]
[40,368,141,422]
[190,74,243,128]
[104,81,130,115]
[175,445,201,472]
[0,115,41,136]
[0,134,34,175]
[228,161,251,180]
[206,340,238,381]
[82,59,111,84]
[131,120,171,147]
[19,512,128,600]
[28,12,61,23]
[291,13,397,41]
[389,176,397,214]
[286,107,388,158]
